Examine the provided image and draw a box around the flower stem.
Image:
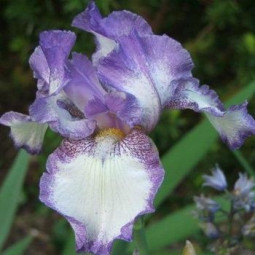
[133,218,149,255]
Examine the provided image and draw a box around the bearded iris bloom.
[1,2,255,255]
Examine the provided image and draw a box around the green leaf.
[0,150,30,251]
[155,120,216,207]
[147,197,226,252]
[155,81,255,207]
[2,236,33,255]
[62,231,79,255]
[111,240,129,255]
[232,150,255,177]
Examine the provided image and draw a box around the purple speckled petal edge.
[39,129,164,255]
[206,101,255,149]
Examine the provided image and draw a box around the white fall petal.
[40,128,164,255]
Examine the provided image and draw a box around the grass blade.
[232,150,255,177]
[2,236,33,255]
[147,197,226,252]
[62,231,81,255]
[0,150,30,251]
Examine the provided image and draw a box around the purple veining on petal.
[167,78,225,116]
[0,111,47,154]
[39,129,164,254]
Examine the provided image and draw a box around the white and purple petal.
[29,92,96,140]
[39,129,164,254]
[0,112,47,154]
[206,102,255,149]
[72,2,153,62]
[167,79,255,149]
[167,78,224,116]
[98,32,193,131]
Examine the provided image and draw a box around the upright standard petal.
[38,30,76,94]
[72,2,153,62]
[72,2,152,37]
[167,79,255,149]
[0,112,47,154]
[29,46,50,84]
[40,128,164,254]
[98,32,193,131]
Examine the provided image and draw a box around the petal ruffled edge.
[206,101,255,149]
[30,30,76,95]
[72,2,153,63]
[0,111,47,154]
[167,78,255,149]
[39,129,164,254]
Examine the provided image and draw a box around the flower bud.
[182,240,196,255]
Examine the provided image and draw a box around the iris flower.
[1,2,255,254]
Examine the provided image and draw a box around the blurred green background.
[0,0,255,254]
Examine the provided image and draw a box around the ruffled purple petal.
[167,79,255,149]
[39,128,164,254]
[64,53,106,111]
[72,2,153,63]
[206,101,255,149]
[38,30,76,94]
[29,92,96,140]
[0,112,47,154]
[98,32,193,131]
[29,46,50,84]
[167,78,225,116]
[72,2,152,37]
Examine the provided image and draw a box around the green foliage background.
[0,0,254,254]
